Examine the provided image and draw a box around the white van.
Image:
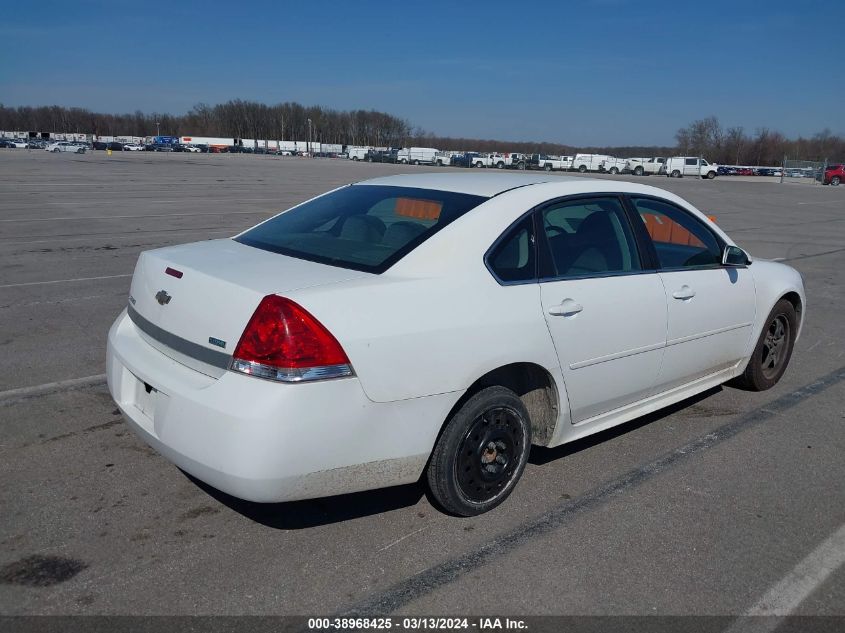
[665,157,718,179]
[397,147,439,165]
[347,147,370,161]
[572,153,614,173]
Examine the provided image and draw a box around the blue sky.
[2,1,840,146]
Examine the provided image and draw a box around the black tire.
[609,167,619,175]
[427,386,532,516]
[52,148,60,153]
[578,165,587,173]
[671,170,681,178]
[634,166,644,176]
[543,164,552,172]
[496,162,504,169]
[706,171,716,179]
[413,160,420,165]
[352,156,358,161]
[831,176,841,186]
[731,299,797,391]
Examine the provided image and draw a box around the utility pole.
[307,118,312,157]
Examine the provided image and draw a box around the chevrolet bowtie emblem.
[155,290,172,305]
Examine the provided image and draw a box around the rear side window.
[685,158,698,166]
[539,197,642,278]
[487,216,535,283]
[630,197,722,269]
[236,185,487,273]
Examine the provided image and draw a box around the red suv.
[823,164,844,186]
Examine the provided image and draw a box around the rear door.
[628,196,756,391]
[537,196,667,423]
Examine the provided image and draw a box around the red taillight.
[231,295,352,382]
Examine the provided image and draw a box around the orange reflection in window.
[395,198,442,220]
[641,213,704,247]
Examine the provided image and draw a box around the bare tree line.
[0,101,414,147]
[1,102,842,163]
[675,116,844,165]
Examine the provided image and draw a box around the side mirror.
[722,245,751,267]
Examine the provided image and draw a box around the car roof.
[356,173,588,197]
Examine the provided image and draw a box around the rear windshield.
[235,185,488,273]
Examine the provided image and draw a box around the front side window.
[236,185,487,273]
[630,197,722,269]
[539,197,642,278]
[487,216,535,283]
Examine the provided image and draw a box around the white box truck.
[397,147,439,165]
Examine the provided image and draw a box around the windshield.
[235,185,488,273]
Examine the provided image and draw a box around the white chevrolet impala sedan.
[107,173,804,516]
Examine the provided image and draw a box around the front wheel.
[671,170,681,178]
[578,165,587,173]
[634,166,644,176]
[831,176,841,186]
[427,386,531,516]
[706,171,716,179]
[52,148,60,153]
[543,164,552,172]
[609,167,619,175]
[731,299,797,391]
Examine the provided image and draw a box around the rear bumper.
[107,309,452,502]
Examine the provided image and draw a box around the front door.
[629,196,756,391]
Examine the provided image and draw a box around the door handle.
[548,298,584,316]
[672,285,696,300]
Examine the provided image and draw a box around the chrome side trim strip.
[569,341,665,370]
[666,322,752,347]
[127,304,231,370]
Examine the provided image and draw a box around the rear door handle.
[672,285,696,300]
[548,298,584,316]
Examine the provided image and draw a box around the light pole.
[307,118,312,156]
[156,121,160,137]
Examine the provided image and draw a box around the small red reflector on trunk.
[165,267,183,279]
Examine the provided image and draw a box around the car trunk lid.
[128,239,369,377]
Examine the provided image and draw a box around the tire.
[351,156,358,161]
[731,299,797,391]
[634,166,644,176]
[427,386,532,516]
[578,165,587,173]
[472,162,481,168]
[543,164,552,172]
[413,160,420,165]
[706,171,716,179]
[52,148,60,153]
[496,162,504,169]
[609,167,619,175]
[832,176,841,186]
[671,170,681,178]
[436,160,443,166]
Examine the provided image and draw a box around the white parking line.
[0,374,107,403]
[724,523,845,632]
[0,274,131,289]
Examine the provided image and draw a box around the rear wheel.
[634,166,644,176]
[609,167,619,175]
[496,162,504,169]
[671,170,681,178]
[351,156,359,161]
[578,165,587,173]
[427,386,531,516]
[831,176,841,186]
[543,164,552,172]
[731,299,797,391]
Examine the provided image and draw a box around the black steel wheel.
[427,386,531,516]
[731,298,797,391]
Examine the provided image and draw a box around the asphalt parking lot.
[1,151,843,618]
